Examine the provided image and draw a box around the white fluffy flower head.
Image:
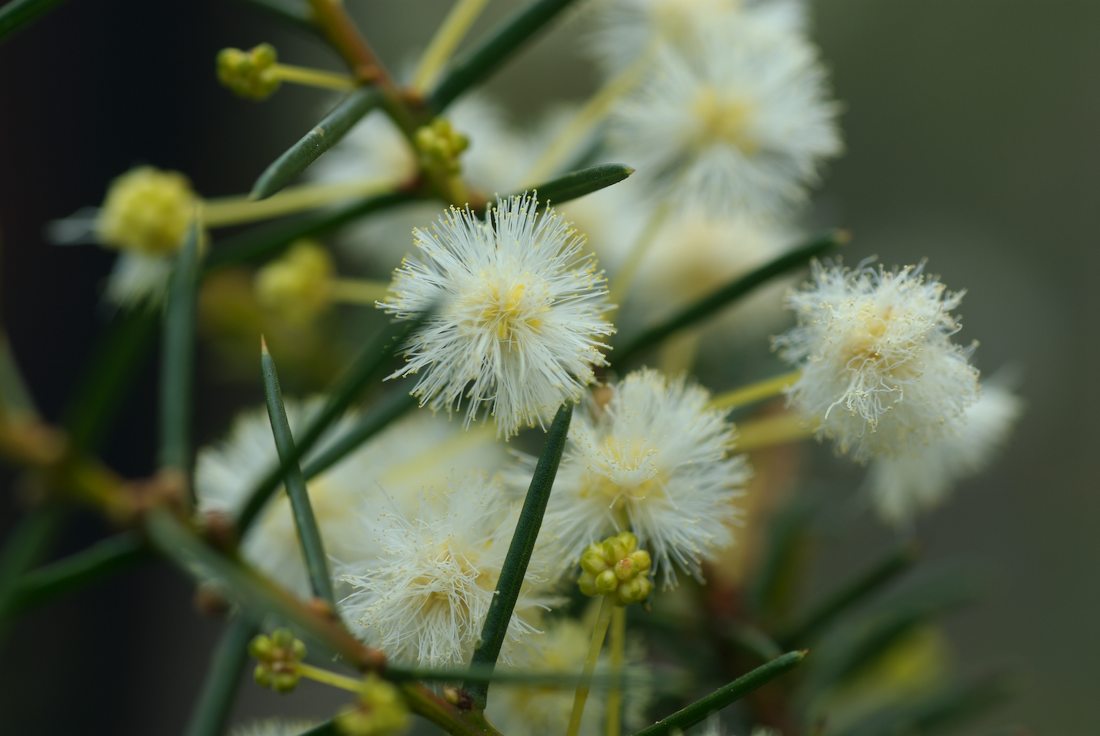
[774,260,981,461]
[544,369,750,587]
[338,476,556,668]
[194,403,505,597]
[593,0,806,74]
[867,382,1022,525]
[610,17,840,217]
[379,194,615,438]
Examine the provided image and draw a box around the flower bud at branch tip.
[577,531,654,606]
[414,118,469,178]
[250,629,306,693]
[218,43,280,100]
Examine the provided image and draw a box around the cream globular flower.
[379,194,615,439]
[337,476,560,668]
[630,206,800,336]
[591,0,807,74]
[609,16,841,218]
[541,369,750,588]
[194,402,506,598]
[486,613,652,736]
[774,261,981,462]
[866,382,1022,525]
[96,166,197,256]
[85,166,200,307]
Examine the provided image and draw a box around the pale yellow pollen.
[476,281,544,340]
[692,87,758,154]
[583,437,667,506]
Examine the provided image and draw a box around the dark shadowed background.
[0,0,1096,733]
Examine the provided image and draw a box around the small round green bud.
[617,576,653,606]
[249,629,306,693]
[580,546,609,575]
[578,571,598,596]
[629,549,651,573]
[273,672,300,693]
[614,556,636,581]
[217,43,281,100]
[249,636,274,659]
[595,569,618,594]
[414,117,470,177]
[575,531,653,606]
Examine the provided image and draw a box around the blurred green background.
[0,0,1096,733]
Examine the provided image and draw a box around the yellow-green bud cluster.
[217,43,280,100]
[414,118,469,177]
[335,674,410,736]
[249,629,306,693]
[578,531,654,606]
[96,167,196,255]
[254,240,334,325]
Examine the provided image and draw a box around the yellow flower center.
[692,87,758,154]
[475,281,545,341]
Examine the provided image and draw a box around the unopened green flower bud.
[595,568,618,594]
[580,547,609,575]
[576,531,653,606]
[414,118,469,177]
[335,674,410,736]
[218,43,281,100]
[618,575,653,605]
[96,166,197,255]
[250,628,306,693]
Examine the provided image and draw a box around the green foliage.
[159,221,203,476]
[252,87,383,199]
[261,342,337,605]
[0,0,64,44]
[466,402,573,707]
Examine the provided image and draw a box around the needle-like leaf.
[429,0,581,111]
[159,220,203,478]
[632,650,808,736]
[466,402,573,707]
[251,87,382,200]
[261,339,337,605]
[614,230,849,367]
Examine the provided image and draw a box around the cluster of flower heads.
[67,0,1024,731]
